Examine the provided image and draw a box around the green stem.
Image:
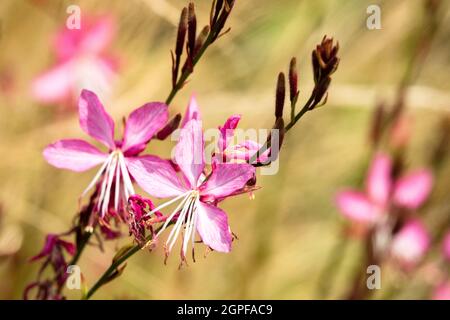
[84,241,141,299]
[249,92,315,164]
[84,224,167,300]
[69,231,93,266]
[164,26,216,105]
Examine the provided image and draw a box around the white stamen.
[167,197,192,252]
[97,154,114,213]
[81,152,114,198]
[118,152,135,198]
[155,192,192,237]
[144,191,191,218]
[114,157,121,213]
[182,194,198,256]
[191,198,199,247]
[101,155,117,217]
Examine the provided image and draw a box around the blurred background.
[0,0,449,299]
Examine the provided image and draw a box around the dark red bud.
[275,72,285,118]
[194,25,210,56]
[289,57,298,103]
[187,2,197,59]
[176,8,188,57]
[156,113,182,140]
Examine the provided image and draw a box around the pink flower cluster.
[40,89,258,264]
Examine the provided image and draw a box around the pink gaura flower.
[127,118,256,260]
[213,114,270,165]
[432,282,450,300]
[180,94,269,165]
[43,89,168,218]
[336,153,433,224]
[390,219,430,269]
[32,16,119,106]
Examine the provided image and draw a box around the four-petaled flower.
[127,118,255,262]
[43,89,168,221]
[213,114,270,165]
[32,16,119,106]
[336,153,433,224]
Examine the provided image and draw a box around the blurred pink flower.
[442,231,450,262]
[32,16,119,106]
[127,118,255,261]
[336,153,433,224]
[390,219,430,269]
[432,282,450,300]
[30,234,75,262]
[43,89,168,218]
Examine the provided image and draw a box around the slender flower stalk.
[250,36,339,165]
[165,0,235,105]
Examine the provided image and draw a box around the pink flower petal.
[181,94,201,128]
[78,89,115,149]
[43,139,107,172]
[54,16,115,60]
[335,191,380,223]
[390,219,430,268]
[393,170,433,209]
[230,140,270,163]
[174,119,205,188]
[196,202,232,253]
[218,114,241,152]
[126,156,187,198]
[442,231,450,262]
[201,163,255,199]
[31,61,74,104]
[121,102,168,154]
[79,16,115,56]
[367,153,392,206]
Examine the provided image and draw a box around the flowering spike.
[311,36,339,105]
[275,72,285,119]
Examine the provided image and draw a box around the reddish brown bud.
[176,8,188,57]
[275,72,285,118]
[156,113,182,140]
[187,3,197,59]
[194,25,210,56]
[289,57,298,103]
[211,0,224,27]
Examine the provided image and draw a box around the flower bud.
[187,2,197,59]
[156,113,182,140]
[289,57,298,103]
[194,25,210,56]
[175,8,188,58]
[275,72,285,118]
